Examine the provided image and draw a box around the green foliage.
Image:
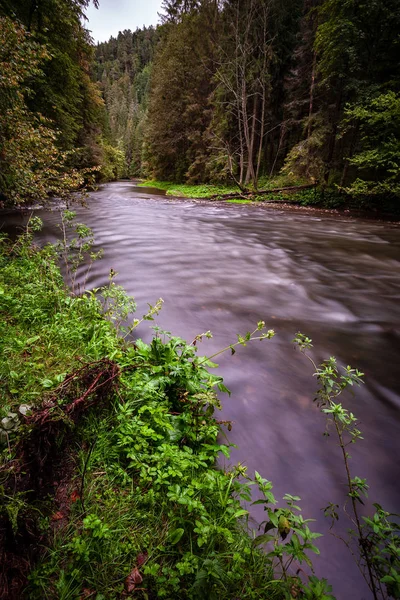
[92,27,160,177]
[0,0,104,160]
[0,228,117,420]
[55,210,103,293]
[251,473,323,577]
[98,140,127,181]
[342,93,400,200]
[226,199,253,204]
[139,180,242,197]
[144,5,218,182]
[281,122,329,184]
[0,17,96,206]
[294,334,400,599]
[83,0,400,210]
[2,224,398,598]
[0,228,332,599]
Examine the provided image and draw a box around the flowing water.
[2,181,400,599]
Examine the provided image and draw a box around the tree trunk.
[307,51,316,139]
[324,87,342,184]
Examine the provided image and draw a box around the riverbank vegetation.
[0,2,124,207]
[0,222,334,599]
[137,178,340,209]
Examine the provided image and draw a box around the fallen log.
[205,183,317,200]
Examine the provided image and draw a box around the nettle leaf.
[217,382,231,395]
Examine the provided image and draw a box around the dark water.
[2,181,400,599]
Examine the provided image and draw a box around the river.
[2,181,400,599]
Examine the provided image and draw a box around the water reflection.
[2,180,400,599]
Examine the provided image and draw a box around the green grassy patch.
[226,198,253,204]
[138,180,242,198]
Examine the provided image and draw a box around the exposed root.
[0,358,120,599]
[26,358,120,427]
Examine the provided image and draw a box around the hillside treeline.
[94,0,400,202]
[0,0,124,206]
[1,0,399,206]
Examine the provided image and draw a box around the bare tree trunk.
[269,124,285,177]
[307,51,316,139]
[256,89,266,184]
[255,9,268,185]
[324,88,342,184]
[245,95,258,186]
[213,0,272,190]
[235,4,245,185]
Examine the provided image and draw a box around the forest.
[1,0,399,208]
[0,1,400,599]
[92,0,400,206]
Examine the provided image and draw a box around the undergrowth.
[0,222,332,600]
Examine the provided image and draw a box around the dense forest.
[0,0,399,207]
[92,0,400,204]
[0,0,125,205]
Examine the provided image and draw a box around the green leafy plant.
[294,333,400,599]
[55,210,103,294]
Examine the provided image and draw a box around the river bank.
[138,179,400,222]
[0,223,330,599]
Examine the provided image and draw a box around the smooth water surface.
[3,181,400,599]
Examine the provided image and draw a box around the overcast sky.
[84,0,163,43]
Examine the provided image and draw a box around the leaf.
[51,511,64,521]
[219,445,230,458]
[136,551,148,567]
[41,378,53,388]
[381,576,395,583]
[233,509,249,518]
[55,372,67,383]
[168,528,184,545]
[252,533,275,547]
[308,543,320,554]
[217,382,231,395]
[124,566,143,593]
[278,515,291,539]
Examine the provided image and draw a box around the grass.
[138,180,245,198]
[226,198,253,204]
[139,176,315,204]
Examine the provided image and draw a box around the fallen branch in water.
[205,183,317,200]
